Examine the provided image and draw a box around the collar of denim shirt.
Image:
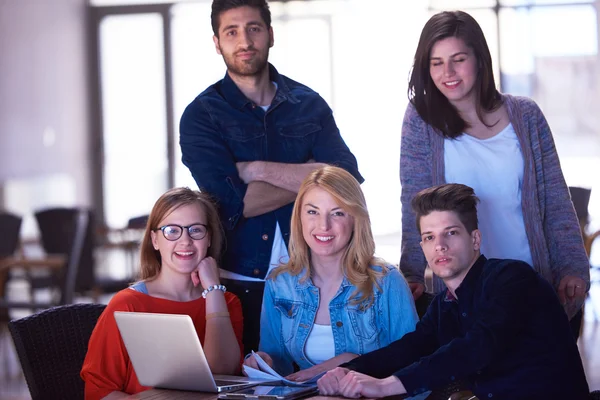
[219,63,300,110]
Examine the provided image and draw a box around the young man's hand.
[317,367,350,395]
[337,372,406,398]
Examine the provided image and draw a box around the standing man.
[317,184,589,400]
[179,0,363,353]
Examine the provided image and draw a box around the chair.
[29,208,130,304]
[8,303,106,400]
[590,390,600,400]
[415,291,436,319]
[0,212,23,321]
[0,211,22,258]
[569,187,600,257]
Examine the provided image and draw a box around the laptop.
[114,311,275,392]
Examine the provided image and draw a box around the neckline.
[462,122,512,142]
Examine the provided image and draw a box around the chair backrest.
[569,186,592,225]
[127,214,149,230]
[35,208,96,297]
[0,211,22,258]
[8,303,106,400]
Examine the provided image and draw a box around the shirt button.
[253,268,261,276]
[462,312,467,317]
[450,376,455,381]
[336,321,343,327]
[262,234,269,240]
[488,394,493,398]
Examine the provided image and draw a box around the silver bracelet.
[201,284,227,299]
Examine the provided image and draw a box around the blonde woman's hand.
[243,351,273,371]
[191,256,220,288]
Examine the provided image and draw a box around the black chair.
[415,291,436,320]
[0,212,23,322]
[0,211,22,258]
[127,215,149,230]
[8,303,106,400]
[28,208,130,305]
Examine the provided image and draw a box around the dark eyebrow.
[430,51,469,60]
[420,225,461,236]
[221,20,264,32]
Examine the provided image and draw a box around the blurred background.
[0,0,599,397]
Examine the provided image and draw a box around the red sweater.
[80,288,243,399]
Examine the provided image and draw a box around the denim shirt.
[179,64,363,278]
[259,265,418,376]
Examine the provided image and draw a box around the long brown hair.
[139,187,224,281]
[408,10,502,138]
[271,166,385,306]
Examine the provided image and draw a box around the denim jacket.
[259,265,418,376]
[179,64,363,278]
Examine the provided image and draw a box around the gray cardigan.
[400,94,590,294]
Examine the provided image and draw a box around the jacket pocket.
[274,298,301,344]
[347,303,379,341]
[279,121,322,138]
[221,125,265,160]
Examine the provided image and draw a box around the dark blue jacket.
[344,255,589,400]
[179,64,362,278]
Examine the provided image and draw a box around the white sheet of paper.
[245,351,321,386]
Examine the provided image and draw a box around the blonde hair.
[138,187,224,281]
[271,166,385,306]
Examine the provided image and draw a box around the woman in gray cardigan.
[400,10,589,336]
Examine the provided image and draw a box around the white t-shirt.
[444,123,533,267]
[304,323,335,365]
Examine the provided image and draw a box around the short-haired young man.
[179,0,362,353]
[318,184,589,400]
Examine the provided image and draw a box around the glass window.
[430,0,496,9]
[99,13,169,228]
[171,2,224,190]
[501,0,594,5]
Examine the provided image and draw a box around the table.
[126,389,432,400]
[0,254,67,310]
[126,391,354,400]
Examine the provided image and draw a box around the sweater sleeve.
[399,104,433,284]
[80,291,145,400]
[525,98,590,288]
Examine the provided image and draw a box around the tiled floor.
[1,264,599,399]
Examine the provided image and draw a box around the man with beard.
[179,0,363,355]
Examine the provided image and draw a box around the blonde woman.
[81,187,242,399]
[244,166,417,381]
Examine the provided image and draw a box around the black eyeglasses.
[154,224,209,241]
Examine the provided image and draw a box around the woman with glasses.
[82,187,242,399]
[244,166,418,382]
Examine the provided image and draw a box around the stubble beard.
[223,49,270,78]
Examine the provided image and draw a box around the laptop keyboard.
[215,379,247,386]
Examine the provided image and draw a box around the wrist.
[253,161,267,181]
[202,284,227,299]
[383,376,405,396]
